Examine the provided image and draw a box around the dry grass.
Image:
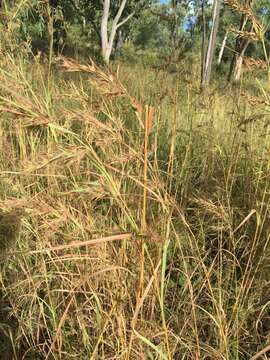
[0,52,269,360]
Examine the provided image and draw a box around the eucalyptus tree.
[102,0,153,62]
[201,0,222,92]
[226,0,270,82]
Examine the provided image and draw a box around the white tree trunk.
[100,0,133,64]
[218,30,228,65]
[201,0,221,93]
[101,0,110,63]
[200,0,206,85]
[233,40,250,82]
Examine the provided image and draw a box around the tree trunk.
[200,0,206,87]
[233,54,244,82]
[228,12,250,82]
[116,29,125,52]
[233,40,250,81]
[218,30,228,65]
[201,0,221,93]
[101,0,110,63]
[100,0,133,64]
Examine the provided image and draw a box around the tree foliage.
[0,0,269,84]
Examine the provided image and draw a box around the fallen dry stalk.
[2,233,132,258]
[250,344,270,360]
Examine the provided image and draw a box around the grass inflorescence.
[0,53,269,360]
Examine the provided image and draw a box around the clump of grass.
[0,49,269,360]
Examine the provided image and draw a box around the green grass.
[0,54,270,359]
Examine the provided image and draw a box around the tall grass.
[0,47,270,360]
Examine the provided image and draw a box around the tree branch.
[112,0,127,28]
[116,12,135,30]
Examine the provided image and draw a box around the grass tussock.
[0,54,270,360]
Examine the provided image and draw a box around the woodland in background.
[1,0,270,86]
